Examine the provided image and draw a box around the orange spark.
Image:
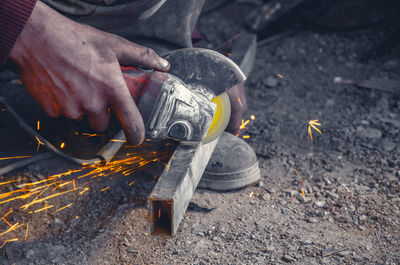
[277,73,284,79]
[56,203,73,212]
[72,179,76,190]
[307,119,322,141]
[2,217,12,227]
[3,209,13,217]
[0,179,21,186]
[37,121,40,130]
[237,97,243,107]
[294,168,306,199]
[109,139,127,143]
[250,115,255,120]
[158,209,161,218]
[35,136,44,152]
[34,204,54,213]
[100,186,109,192]
[128,181,136,186]
[294,168,303,185]
[240,119,250,130]
[0,238,18,249]
[20,189,75,210]
[214,32,244,51]
[20,185,50,210]
[0,155,32,161]
[0,222,24,236]
[242,135,250,139]
[60,142,65,149]
[82,133,103,138]
[79,187,89,195]
[24,224,29,240]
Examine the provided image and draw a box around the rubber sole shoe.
[198,132,261,191]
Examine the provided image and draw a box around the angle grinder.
[0,48,246,168]
[122,48,246,144]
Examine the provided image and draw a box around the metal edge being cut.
[148,137,219,237]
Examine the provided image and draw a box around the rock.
[283,189,297,197]
[353,253,362,262]
[321,248,347,257]
[306,218,318,223]
[359,215,367,221]
[264,76,279,88]
[124,237,134,248]
[262,193,271,201]
[249,199,257,205]
[282,254,296,263]
[337,250,351,257]
[280,200,288,206]
[26,249,35,259]
[315,201,326,208]
[382,141,396,152]
[258,180,264,188]
[326,191,339,200]
[356,127,382,139]
[266,245,275,251]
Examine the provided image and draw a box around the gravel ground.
[0,1,399,264]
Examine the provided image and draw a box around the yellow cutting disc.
[203,92,231,144]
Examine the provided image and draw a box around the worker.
[0,0,260,190]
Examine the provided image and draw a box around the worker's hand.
[9,1,170,145]
[226,82,248,135]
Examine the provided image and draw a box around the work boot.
[198,132,261,191]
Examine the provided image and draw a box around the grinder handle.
[121,66,168,104]
[121,66,152,104]
[121,66,169,126]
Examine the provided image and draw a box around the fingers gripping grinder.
[122,48,246,143]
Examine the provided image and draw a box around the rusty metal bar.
[148,138,219,237]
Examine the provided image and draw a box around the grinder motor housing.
[121,48,246,143]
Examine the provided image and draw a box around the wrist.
[9,1,61,64]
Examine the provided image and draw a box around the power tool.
[122,48,246,144]
[0,48,246,167]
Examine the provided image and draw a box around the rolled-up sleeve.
[0,0,38,67]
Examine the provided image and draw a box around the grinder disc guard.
[164,48,245,143]
[203,92,231,144]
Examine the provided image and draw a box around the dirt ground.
[0,1,399,264]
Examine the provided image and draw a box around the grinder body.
[121,67,217,142]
